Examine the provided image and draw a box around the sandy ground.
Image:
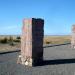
[0,44,75,75]
[0,43,20,52]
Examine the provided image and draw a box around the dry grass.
[44,35,71,44]
[0,35,21,52]
[0,43,20,52]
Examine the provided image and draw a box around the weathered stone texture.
[18,18,44,66]
[71,25,75,48]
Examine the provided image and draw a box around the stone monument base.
[71,44,75,49]
[17,55,32,66]
[17,55,43,66]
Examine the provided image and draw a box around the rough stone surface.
[19,18,44,66]
[71,25,75,48]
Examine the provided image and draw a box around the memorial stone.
[17,18,44,66]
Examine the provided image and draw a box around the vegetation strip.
[0,43,70,55]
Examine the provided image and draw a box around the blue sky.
[0,0,75,35]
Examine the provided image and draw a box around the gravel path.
[0,44,75,75]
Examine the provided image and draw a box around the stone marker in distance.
[71,25,75,48]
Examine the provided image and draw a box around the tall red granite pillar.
[19,18,44,66]
[71,25,75,48]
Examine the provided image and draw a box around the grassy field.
[0,35,71,52]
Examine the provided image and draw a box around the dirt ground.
[0,43,20,52]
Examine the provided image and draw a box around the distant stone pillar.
[71,25,75,48]
[18,18,44,66]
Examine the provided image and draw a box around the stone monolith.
[17,18,44,66]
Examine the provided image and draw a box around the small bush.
[46,41,51,44]
[13,39,20,42]
[9,42,15,46]
[8,36,15,46]
[16,36,21,39]
[64,40,71,44]
[8,36,13,42]
[0,37,8,44]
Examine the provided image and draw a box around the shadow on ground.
[35,58,75,66]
